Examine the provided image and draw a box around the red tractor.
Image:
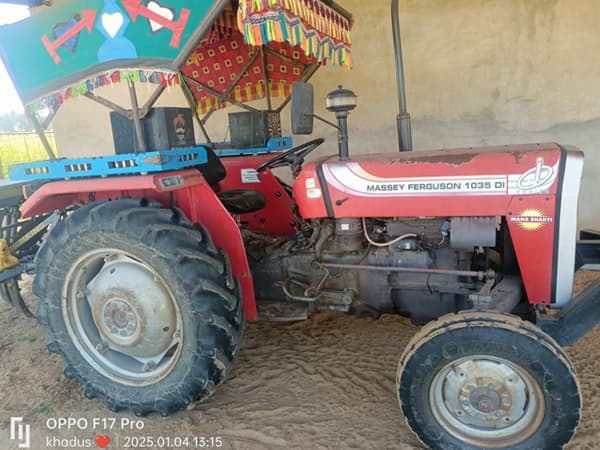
[0,0,595,448]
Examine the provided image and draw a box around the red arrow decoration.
[122,0,190,48]
[41,10,97,64]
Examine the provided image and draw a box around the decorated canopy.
[0,0,353,118]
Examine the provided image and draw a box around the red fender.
[20,169,257,320]
[173,182,257,320]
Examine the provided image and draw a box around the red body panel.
[174,182,257,320]
[295,144,562,218]
[294,143,572,305]
[506,195,557,307]
[20,170,201,218]
[218,155,297,236]
[19,143,582,314]
[21,169,258,321]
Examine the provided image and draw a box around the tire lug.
[36,208,244,417]
[47,342,59,353]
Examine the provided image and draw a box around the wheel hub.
[63,250,182,385]
[430,356,544,446]
[87,255,178,358]
[469,386,502,413]
[103,299,137,337]
[439,360,530,428]
[458,377,515,424]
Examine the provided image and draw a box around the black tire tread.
[397,311,581,450]
[33,199,244,416]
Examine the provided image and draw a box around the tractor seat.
[192,146,267,215]
[216,189,266,215]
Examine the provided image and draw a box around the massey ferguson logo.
[509,157,558,195]
[517,157,554,191]
[510,209,554,232]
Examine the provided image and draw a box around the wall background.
[51,0,600,228]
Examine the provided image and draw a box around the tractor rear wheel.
[397,312,580,449]
[33,199,243,416]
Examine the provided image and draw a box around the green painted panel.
[0,0,224,104]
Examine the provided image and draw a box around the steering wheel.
[256,138,325,176]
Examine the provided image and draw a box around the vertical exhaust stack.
[326,86,358,160]
[392,0,413,152]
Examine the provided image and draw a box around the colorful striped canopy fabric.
[237,0,352,69]
[0,0,352,116]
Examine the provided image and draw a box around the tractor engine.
[246,216,502,323]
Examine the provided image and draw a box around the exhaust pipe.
[391,0,413,152]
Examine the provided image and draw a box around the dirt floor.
[2,273,600,450]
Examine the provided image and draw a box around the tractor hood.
[0,0,353,116]
[294,143,575,219]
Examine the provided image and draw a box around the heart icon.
[95,435,110,448]
[147,1,174,32]
[101,12,124,39]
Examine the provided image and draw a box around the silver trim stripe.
[553,150,584,308]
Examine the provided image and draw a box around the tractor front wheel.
[397,312,580,450]
[33,199,243,416]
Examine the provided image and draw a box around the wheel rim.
[62,249,183,386]
[429,355,545,448]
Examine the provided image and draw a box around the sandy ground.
[2,273,600,450]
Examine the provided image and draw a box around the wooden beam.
[29,114,56,160]
[40,104,59,130]
[127,81,147,153]
[140,84,166,118]
[184,76,258,113]
[180,78,213,145]
[200,51,260,124]
[260,48,272,110]
[84,92,130,118]
[265,48,305,68]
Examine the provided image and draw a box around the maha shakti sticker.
[510,209,554,232]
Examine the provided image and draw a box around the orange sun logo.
[510,209,553,232]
